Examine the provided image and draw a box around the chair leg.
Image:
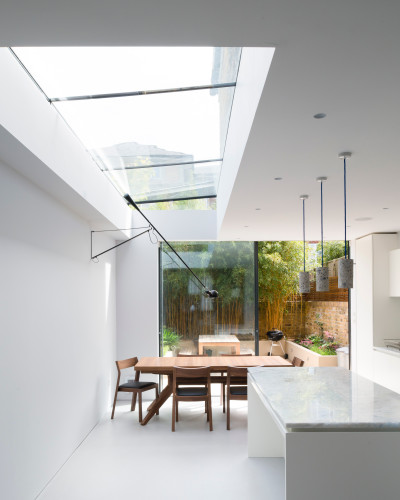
[227,394,230,430]
[111,387,119,419]
[219,371,224,405]
[208,395,213,431]
[222,383,226,413]
[132,394,137,411]
[176,400,179,422]
[206,399,209,421]
[138,392,142,423]
[172,396,176,432]
[155,387,159,416]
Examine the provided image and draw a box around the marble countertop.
[374,346,400,358]
[248,367,400,432]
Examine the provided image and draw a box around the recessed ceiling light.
[313,113,327,119]
[274,177,283,181]
[355,217,373,222]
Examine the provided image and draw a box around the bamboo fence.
[163,276,348,341]
[163,294,249,339]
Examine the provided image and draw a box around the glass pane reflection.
[55,86,234,164]
[143,198,216,210]
[104,161,221,202]
[161,241,256,356]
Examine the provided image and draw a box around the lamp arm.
[123,194,215,296]
[91,228,151,260]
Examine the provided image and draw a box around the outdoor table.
[198,334,240,355]
[134,355,293,425]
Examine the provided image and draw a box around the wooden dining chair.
[111,357,159,422]
[292,356,305,367]
[226,366,248,430]
[218,354,253,412]
[176,353,222,413]
[172,366,213,432]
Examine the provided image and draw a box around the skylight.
[13,47,242,208]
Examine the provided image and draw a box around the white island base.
[248,368,400,500]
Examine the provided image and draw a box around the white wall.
[137,209,217,241]
[116,234,159,362]
[352,233,400,393]
[0,160,117,500]
[352,235,374,378]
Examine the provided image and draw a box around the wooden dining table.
[134,355,293,425]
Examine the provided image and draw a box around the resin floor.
[37,398,285,500]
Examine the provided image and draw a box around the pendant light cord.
[303,198,306,272]
[321,181,324,268]
[344,157,347,259]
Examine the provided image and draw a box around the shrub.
[163,328,181,351]
[294,332,339,355]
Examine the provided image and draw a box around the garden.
[160,240,349,358]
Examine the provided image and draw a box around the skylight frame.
[104,159,223,203]
[11,47,242,208]
[48,82,236,103]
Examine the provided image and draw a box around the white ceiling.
[1,0,400,241]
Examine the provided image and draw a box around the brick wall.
[282,300,349,345]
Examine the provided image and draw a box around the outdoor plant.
[258,241,304,332]
[295,331,340,356]
[162,328,181,353]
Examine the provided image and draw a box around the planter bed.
[285,340,338,367]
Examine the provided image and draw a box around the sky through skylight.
[13,47,242,206]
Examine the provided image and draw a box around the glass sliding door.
[160,241,256,356]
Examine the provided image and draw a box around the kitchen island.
[248,367,400,500]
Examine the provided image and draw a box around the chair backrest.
[227,366,248,378]
[292,356,304,367]
[173,366,211,393]
[177,354,207,357]
[226,366,248,389]
[173,366,209,378]
[116,357,138,373]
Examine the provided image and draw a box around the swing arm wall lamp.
[123,194,218,298]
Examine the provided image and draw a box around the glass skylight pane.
[12,47,243,208]
[54,86,234,164]
[14,47,241,97]
[104,161,222,202]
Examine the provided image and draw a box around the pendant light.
[316,177,329,292]
[338,152,354,288]
[299,195,310,293]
